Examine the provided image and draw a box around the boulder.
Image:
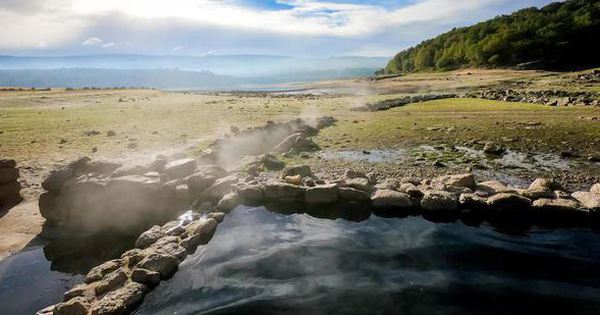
[85,160,122,174]
[263,181,305,201]
[338,187,370,202]
[476,180,516,195]
[54,297,89,315]
[305,184,338,205]
[85,259,124,284]
[90,282,147,315]
[399,183,424,199]
[342,177,373,193]
[591,183,600,197]
[483,142,505,155]
[532,198,584,214]
[217,192,241,211]
[421,191,458,211]
[375,178,400,191]
[459,193,489,210]
[523,178,558,199]
[261,154,286,170]
[282,165,313,179]
[571,192,600,211]
[95,269,128,296]
[42,157,90,191]
[436,173,476,190]
[344,170,368,180]
[237,185,264,204]
[0,159,17,168]
[0,167,19,184]
[64,284,88,302]
[207,212,226,223]
[148,242,187,262]
[0,181,21,201]
[137,253,179,279]
[131,268,161,287]
[487,193,532,211]
[163,158,196,179]
[371,190,412,209]
[203,175,238,200]
[186,172,218,196]
[272,133,303,154]
[135,226,165,249]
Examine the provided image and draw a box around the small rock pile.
[353,94,457,111]
[37,212,224,315]
[0,159,21,209]
[214,164,600,222]
[576,69,600,83]
[465,89,600,107]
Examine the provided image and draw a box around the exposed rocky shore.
[464,89,600,107]
[33,115,600,314]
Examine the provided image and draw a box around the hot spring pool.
[2,206,600,315]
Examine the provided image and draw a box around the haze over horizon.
[1,0,557,58]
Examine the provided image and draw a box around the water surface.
[134,206,600,315]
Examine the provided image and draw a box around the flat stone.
[305,184,338,204]
[421,191,458,211]
[186,172,218,196]
[203,175,238,199]
[371,190,412,209]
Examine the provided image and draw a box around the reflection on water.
[135,206,600,315]
[0,233,136,315]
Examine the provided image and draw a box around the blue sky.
[0,0,557,57]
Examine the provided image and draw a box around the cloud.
[0,0,557,55]
[101,42,114,48]
[172,46,183,52]
[82,37,103,46]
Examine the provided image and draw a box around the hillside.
[381,0,600,74]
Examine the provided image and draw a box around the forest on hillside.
[381,0,600,74]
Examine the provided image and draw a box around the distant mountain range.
[0,54,387,89]
[381,0,600,74]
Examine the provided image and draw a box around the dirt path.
[0,201,44,262]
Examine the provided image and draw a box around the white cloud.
[0,0,555,53]
[82,37,103,46]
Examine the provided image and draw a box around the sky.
[0,0,557,57]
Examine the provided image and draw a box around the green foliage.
[382,0,600,74]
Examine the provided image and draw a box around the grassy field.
[1,69,599,198]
